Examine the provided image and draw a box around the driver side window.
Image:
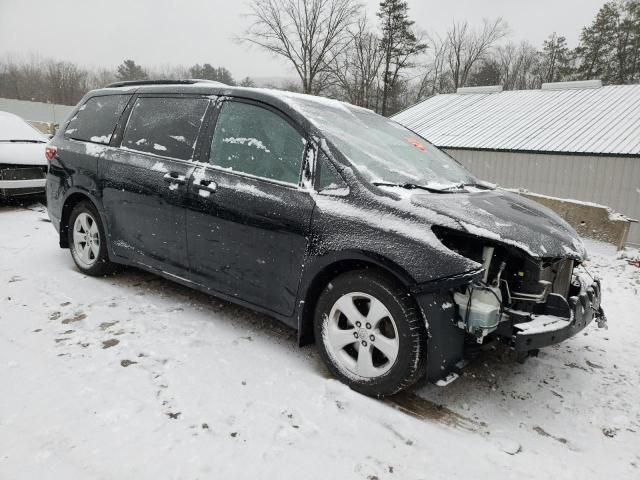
[209,101,305,185]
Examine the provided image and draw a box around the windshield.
[285,95,476,187]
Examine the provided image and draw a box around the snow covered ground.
[1,200,639,479]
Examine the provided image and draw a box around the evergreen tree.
[617,0,640,83]
[240,77,256,87]
[116,59,147,81]
[540,33,572,82]
[574,1,640,84]
[574,3,619,81]
[468,59,502,87]
[377,0,426,116]
[189,64,236,85]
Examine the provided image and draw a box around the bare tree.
[496,41,541,90]
[242,0,361,94]
[46,61,88,105]
[150,64,191,81]
[0,55,242,105]
[87,68,118,90]
[416,33,451,98]
[446,18,508,89]
[329,16,385,109]
[0,54,47,101]
[0,54,89,105]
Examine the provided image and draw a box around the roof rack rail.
[105,79,227,88]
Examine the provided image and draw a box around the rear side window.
[209,101,305,185]
[65,95,130,145]
[122,97,209,161]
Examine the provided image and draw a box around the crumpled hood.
[408,189,586,260]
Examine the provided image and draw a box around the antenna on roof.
[541,80,602,91]
[456,85,503,94]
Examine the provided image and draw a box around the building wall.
[444,148,640,246]
[0,97,73,125]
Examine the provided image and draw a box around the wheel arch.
[296,251,419,346]
[59,191,107,249]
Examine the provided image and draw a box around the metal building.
[0,97,73,126]
[393,81,640,246]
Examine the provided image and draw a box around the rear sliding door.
[101,95,210,275]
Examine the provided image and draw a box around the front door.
[186,99,315,316]
[101,95,210,275]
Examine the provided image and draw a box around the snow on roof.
[392,83,640,156]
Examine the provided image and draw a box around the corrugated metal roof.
[392,84,640,156]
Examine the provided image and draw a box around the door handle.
[163,172,187,185]
[194,179,217,193]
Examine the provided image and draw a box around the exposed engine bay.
[434,228,608,358]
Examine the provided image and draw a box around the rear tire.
[68,201,115,276]
[314,269,427,397]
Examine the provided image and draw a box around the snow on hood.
[0,112,47,166]
[409,189,587,260]
[0,111,47,142]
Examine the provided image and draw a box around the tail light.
[45,145,57,161]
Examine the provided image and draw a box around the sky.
[0,0,607,80]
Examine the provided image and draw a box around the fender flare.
[58,188,114,258]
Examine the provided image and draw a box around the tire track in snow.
[383,391,486,433]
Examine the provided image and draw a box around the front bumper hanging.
[511,278,606,352]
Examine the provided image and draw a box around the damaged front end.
[425,227,607,383]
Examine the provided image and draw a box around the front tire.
[314,269,427,397]
[68,201,114,276]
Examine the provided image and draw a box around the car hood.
[407,188,587,260]
[0,142,47,166]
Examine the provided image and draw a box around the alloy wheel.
[324,292,400,378]
[72,212,100,268]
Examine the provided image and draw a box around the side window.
[318,150,348,194]
[210,101,305,185]
[65,95,130,144]
[121,97,209,161]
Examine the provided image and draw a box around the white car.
[0,111,48,197]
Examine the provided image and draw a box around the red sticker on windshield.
[407,137,426,151]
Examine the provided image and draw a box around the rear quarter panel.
[46,139,104,238]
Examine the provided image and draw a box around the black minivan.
[46,80,605,396]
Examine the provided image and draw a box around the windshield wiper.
[1,139,46,143]
[457,182,494,190]
[372,181,462,194]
